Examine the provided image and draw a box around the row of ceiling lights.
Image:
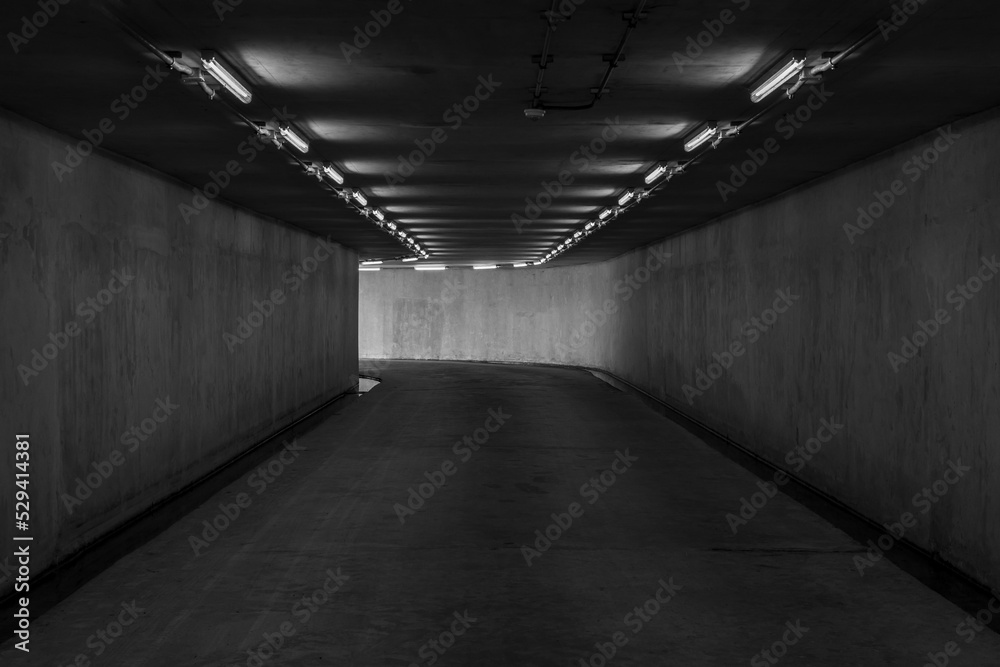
[111,17,429,262]
[360,49,837,272]
[360,261,534,271]
[540,50,828,263]
[118,11,882,273]
[194,52,430,262]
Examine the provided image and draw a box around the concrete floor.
[3,361,999,666]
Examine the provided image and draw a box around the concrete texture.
[2,361,998,665]
[0,108,358,599]
[359,106,1000,591]
[360,263,621,368]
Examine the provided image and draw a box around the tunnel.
[1,1,1000,665]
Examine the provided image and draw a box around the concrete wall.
[0,109,358,597]
[359,106,1000,590]
[360,264,620,369]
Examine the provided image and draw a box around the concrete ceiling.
[2,0,999,267]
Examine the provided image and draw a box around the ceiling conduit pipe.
[528,0,561,113]
[101,9,223,100]
[532,0,648,113]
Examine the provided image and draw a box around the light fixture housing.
[751,51,807,103]
[322,163,344,184]
[599,208,614,220]
[618,189,636,206]
[372,209,385,222]
[513,263,528,268]
[684,122,719,152]
[359,267,380,272]
[473,265,497,270]
[415,266,446,271]
[645,163,668,184]
[200,51,252,104]
[585,221,595,230]
[361,260,382,266]
[402,257,419,262]
[279,125,309,153]
[351,190,368,207]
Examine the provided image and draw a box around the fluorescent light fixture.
[387,221,397,231]
[618,189,635,206]
[399,231,408,239]
[599,208,613,220]
[473,265,497,270]
[415,266,446,271]
[403,257,419,262]
[513,263,528,268]
[279,125,309,153]
[585,221,595,230]
[684,122,718,152]
[359,267,380,272]
[372,209,385,221]
[751,51,807,103]
[351,190,368,206]
[645,163,668,184]
[322,164,344,184]
[361,260,382,266]
[200,51,252,103]
[573,231,583,238]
